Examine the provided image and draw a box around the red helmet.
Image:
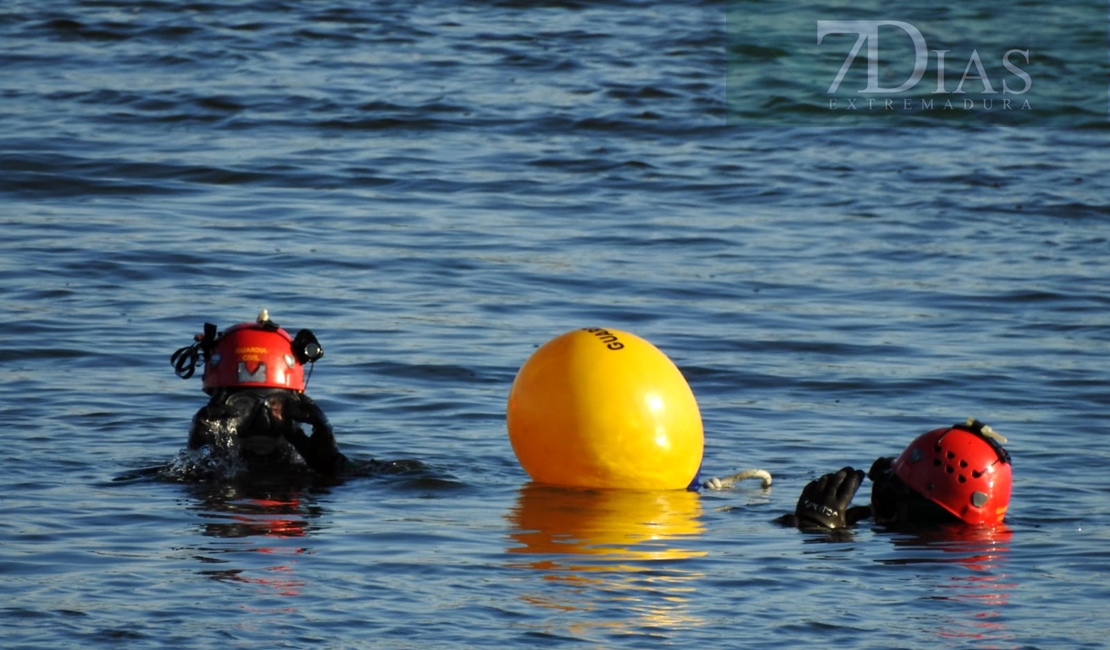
[202,322,305,391]
[891,420,1012,526]
[172,311,324,392]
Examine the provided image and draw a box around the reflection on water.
[185,481,328,600]
[505,484,707,641]
[882,524,1015,646]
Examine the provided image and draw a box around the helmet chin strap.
[303,361,315,391]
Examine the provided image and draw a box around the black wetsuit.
[189,388,348,476]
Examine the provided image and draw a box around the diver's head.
[877,419,1012,526]
[172,310,324,394]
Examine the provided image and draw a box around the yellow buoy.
[506,328,704,490]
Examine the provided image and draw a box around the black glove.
[794,467,866,530]
[283,394,330,428]
[281,394,348,476]
[867,456,895,481]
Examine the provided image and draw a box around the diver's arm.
[187,409,216,449]
[186,391,234,449]
[283,394,349,475]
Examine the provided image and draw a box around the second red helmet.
[891,420,1012,526]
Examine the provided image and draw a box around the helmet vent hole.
[933,459,942,467]
[971,470,983,479]
[945,465,954,474]
[946,451,956,459]
[959,460,968,468]
[958,475,967,483]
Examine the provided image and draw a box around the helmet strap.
[303,361,316,390]
[170,322,219,380]
[953,418,1012,465]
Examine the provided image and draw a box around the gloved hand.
[283,395,330,428]
[867,456,895,481]
[794,467,866,530]
[280,394,348,476]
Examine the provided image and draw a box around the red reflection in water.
[192,486,321,599]
[886,523,1015,645]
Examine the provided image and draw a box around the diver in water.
[781,419,1012,531]
[171,310,349,476]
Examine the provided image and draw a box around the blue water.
[2,1,1109,648]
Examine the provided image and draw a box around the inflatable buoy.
[506,328,704,490]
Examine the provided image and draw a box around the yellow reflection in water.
[505,484,707,640]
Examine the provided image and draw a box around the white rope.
[702,468,773,490]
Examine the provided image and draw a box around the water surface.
[2,1,1109,648]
